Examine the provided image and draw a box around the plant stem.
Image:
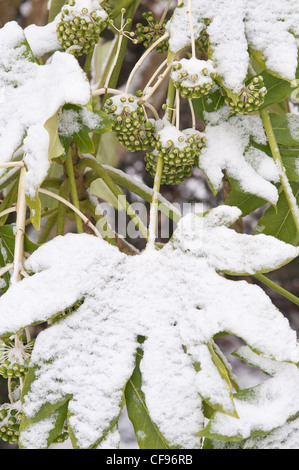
[254,273,299,307]
[0,207,16,219]
[84,49,94,75]
[125,32,170,93]
[100,165,181,222]
[38,188,102,238]
[65,148,84,234]
[187,0,196,58]
[37,210,58,245]
[139,64,172,105]
[56,179,70,236]
[259,108,299,233]
[77,157,149,239]
[147,155,164,247]
[147,73,176,248]
[12,165,27,284]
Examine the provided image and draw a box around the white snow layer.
[0,21,91,197]
[198,111,280,204]
[0,207,298,448]
[167,0,299,92]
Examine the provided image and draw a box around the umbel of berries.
[0,402,22,444]
[132,11,168,54]
[0,338,33,379]
[103,94,155,152]
[145,123,207,185]
[56,0,108,57]
[224,75,267,115]
[171,58,217,99]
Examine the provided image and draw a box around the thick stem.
[65,148,84,234]
[254,273,299,307]
[147,74,176,248]
[259,108,299,233]
[12,165,27,284]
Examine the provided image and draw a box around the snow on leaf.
[0,207,298,448]
[199,346,299,442]
[0,21,91,199]
[167,0,299,93]
[197,111,280,204]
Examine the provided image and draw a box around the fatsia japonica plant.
[0,0,298,450]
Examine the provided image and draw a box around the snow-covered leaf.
[197,111,280,204]
[168,0,299,93]
[255,183,299,246]
[0,21,91,200]
[0,206,298,448]
[199,346,299,442]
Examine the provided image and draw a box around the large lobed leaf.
[167,0,299,93]
[0,21,91,199]
[0,207,298,448]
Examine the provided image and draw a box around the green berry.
[224,76,267,115]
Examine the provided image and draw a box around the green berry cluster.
[145,126,207,185]
[0,359,28,379]
[132,11,168,53]
[224,75,267,114]
[0,404,22,444]
[104,94,155,152]
[171,58,217,99]
[56,0,108,57]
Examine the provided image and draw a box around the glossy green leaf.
[255,183,299,246]
[73,127,95,154]
[192,87,225,123]
[125,346,172,450]
[259,71,295,109]
[0,225,39,262]
[225,190,267,217]
[270,113,299,146]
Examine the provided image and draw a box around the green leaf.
[192,87,225,123]
[90,178,123,210]
[0,225,40,267]
[19,400,69,449]
[125,346,172,450]
[225,190,267,217]
[281,155,299,182]
[48,0,67,22]
[270,113,299,146]
[21,365,71,429]
[73,127,95,154]
[203,341,238,418]
[44,112,65,160]
[259,71,295,109]
[26,192,42,231]
[255,183,299,246]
